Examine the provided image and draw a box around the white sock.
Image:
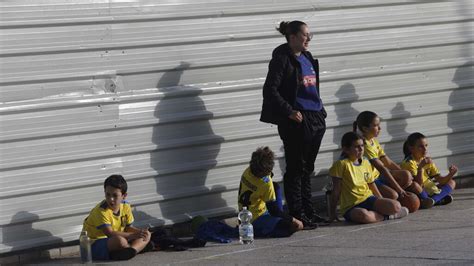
[389,207,409,220]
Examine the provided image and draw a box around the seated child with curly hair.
[238,147,304,237]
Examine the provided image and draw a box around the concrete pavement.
[35,188,474,265]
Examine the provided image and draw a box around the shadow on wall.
[387,102,411,140]
[385,102,411,163]
[448,62,474,167]
[151,62,226,223]
[2,211,63,254]
[132,208,165,228]
[332,83,360,161]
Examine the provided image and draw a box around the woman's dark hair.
[250,146,275,178]
[403,132,426,158]
[277,21,306,42]
[104,174,128,194]
[353,111,378,133]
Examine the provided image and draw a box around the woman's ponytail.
[276,20,306,42]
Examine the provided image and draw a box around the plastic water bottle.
[238,207,254,244]
[79,231,92,263]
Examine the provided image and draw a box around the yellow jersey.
[82,200,134,240]
[329,157,380,214]
[238,167,276,222]
[364,137,386,161]
[401,156,441,195]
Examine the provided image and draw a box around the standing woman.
[260,21,327,228]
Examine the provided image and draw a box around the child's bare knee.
[400,171,412,187]
[388,190,398,200]
[109,236,129,250]
[352,209,371,223]
[392,201,401,213]
[449,179,456,189]
[409,182,422,194]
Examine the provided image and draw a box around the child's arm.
[368,182,383,198]
[434,164,458,185]
[102,225,149,241]
[370,158,406,197]
[380,155,401,171]
[125,225,151,240]
[414,157,436,185]
[328,176,342,223]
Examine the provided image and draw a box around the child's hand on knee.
[140,229,151,241]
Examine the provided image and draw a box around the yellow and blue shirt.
[82,200,134,240]
[401,156,441,195]
[238,167,276,222]
[329,157,380,214]
[364,137,386,162]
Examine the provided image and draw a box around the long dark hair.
[403,132,426,158]
[277,21,306,42]
[353,111,378,133]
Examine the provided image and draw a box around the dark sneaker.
[299,214,318,230]
[420,198,435,209]
[139,241,155,253]
[436,195,453,206]
[310,214,330,226]
[109,247,137,260]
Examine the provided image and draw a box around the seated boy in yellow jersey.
[328,132,409,224]
[82,175,152,261]
[401,132,457,205]
[238,147,304,237]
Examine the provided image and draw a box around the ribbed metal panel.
[1,0,473,254]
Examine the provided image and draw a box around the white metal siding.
[1,0,473,253]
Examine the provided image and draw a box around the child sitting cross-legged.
[401,132,457,206]
[82,175,154,261]
[328,132,409,224]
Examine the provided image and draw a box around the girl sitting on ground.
[401,132,457,206]
[353,111,434,209]
[328,132,409,224]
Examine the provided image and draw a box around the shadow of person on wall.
[2,211,63,255]
[384,102,412,163]
[151,62,225,224]
[387,102,411,140]
[332,83,360,161]
[132,208,165,228]
[448,62,474,169]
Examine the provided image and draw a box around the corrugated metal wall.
[1,0,473,254]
